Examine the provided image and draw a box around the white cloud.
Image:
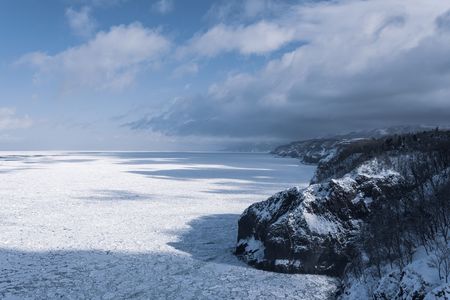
[19,23,170,91]
[66,6,97,38]
[152,0,174,15]
[205,0,285,22]
[179,21,298,57]
[172,62,199,78]
[0,108,32,131]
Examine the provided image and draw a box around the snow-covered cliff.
[237,130,450,299]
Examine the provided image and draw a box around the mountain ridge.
[271,125,443,164]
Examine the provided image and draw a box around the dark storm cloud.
[128,0,450,141]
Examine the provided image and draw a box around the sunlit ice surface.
[0,152,338,299]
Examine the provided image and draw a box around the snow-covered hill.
[237,130,450,299]
[271,125,441,163]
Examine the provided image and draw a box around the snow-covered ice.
[0,152,338,299]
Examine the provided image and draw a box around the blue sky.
[1,0,450,150]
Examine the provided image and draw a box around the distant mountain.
[221,142,279,153]
[236,129,450,299]
[271,125,442,164]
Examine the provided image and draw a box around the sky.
[1,0,450,150]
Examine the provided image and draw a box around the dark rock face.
[236,169,402,276]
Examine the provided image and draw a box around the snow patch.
[303,212,340,235]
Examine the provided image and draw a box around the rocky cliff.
[236,130,450,299]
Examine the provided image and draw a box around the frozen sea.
[0,152,338,299]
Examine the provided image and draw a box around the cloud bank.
[131,0,450,140]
